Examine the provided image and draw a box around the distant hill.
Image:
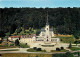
[0,7,80,37]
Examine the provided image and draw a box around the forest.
[0,7,80,38]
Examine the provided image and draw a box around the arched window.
[47,28,48,30]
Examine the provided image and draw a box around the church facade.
[36,13,60,43]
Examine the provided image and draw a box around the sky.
[0,0,80,8]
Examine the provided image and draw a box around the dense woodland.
[0,7,80,38]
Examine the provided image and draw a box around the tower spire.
[46,11,49,25]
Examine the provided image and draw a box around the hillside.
[0,7,80,37]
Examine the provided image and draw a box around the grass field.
[27,48,46,52]
[56,35,75,43]
[70,47,80,51]
[20,43,30,48]
[51,49,69,52]
[0,49,19,51]
[0,45,16,49]
[1,53,52,57]
[0,42,17,49]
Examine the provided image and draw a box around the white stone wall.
[8,37,19,42]
[19,37,36,44]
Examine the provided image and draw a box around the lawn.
[0,45,16,49]
[56,35,75,43]
[20,43,30,48]
[70,47,80,51]
[41,45,54,47]
[0,49,19,51]
[51,49,69,52]
[27,48,46,52]
[1,53,52,57]
[0,42,17,49]
[0,42,30,49]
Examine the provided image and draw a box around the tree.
[36,56,38,57]
[6,32,10,36]
[56,48,61,51]
[73,30,80,39]
[1,8,80,37]
[61,47,64,50]
[74,41,79,46]
[33,47,37,50]
[0,31,5,37]
[37,48,41,51]
[0,40,2,44]
[65,52,74,57]
[0,54,1,57]
[69,41,72,48]
[52,52,74,57]
[15,39,19,46]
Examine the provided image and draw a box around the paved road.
[1,50,80,54]
[0,51,67,54]
[0,48,67,54]
[1,51,80,54]
[0,48,80,54]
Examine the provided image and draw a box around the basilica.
[36,14,60,43]
[8,13,61,52]
[19,13,60,51]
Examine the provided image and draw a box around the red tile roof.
[10,36,20,38]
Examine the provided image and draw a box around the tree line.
[0,7,80,38]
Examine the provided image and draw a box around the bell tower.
[44,11,51,42]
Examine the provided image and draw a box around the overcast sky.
[0,0,80,8]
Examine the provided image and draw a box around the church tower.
[44,12,51,42]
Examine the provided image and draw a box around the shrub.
[56,48,60,51]
[10,44,14,46]
[65,52,74,57]
[74,41,79,44]
[33,47,37,50]
[0,54,1,56]
[36,56,38,57]
[0,40,2,44]
[37,48,41,51]
[69,41,72,48]
[25,43,27,45]
[79,40,80,43]
[15,39,19,46]
[61,47,64,50]
[60,39,62,41]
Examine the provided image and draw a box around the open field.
[1,53,52,57]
